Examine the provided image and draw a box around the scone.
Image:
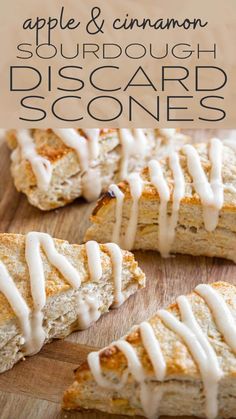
[0,232,145,373]
[85,138,236,263]
[6,128,189,210]
[63,281,236,418]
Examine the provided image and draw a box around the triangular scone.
[6,128,189,210]
[85,139,236,263]
[0,232,145,373]
[63,281,236,418]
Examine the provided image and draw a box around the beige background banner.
[0,0,235,127]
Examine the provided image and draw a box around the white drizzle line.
[77,296,101,330]
[196,284,236,353]
[87,351,128,390]
[88,283,236,419]
[140,321,166,381]
[25,232,81,354]
[53,128,102,202]
[119,129,148,179]
[168,152,185,246]
[123,173,144,250]
[0,233,126,356]
[85,240,125,308]
[16,130,52,191]
[183,139,223,231]
[53,128,89,171]
[83,129,100,159]
[148,159,170,257]
[105,243,124,307]
[115,340,145,382]
[88,321,167,419]
[0,261,31,348]
[109,184,125,246]
[176,295,223,419]
[85,241,102,282]
[158,308,220,419]
[114,339,164,419]
[148,153,185,257]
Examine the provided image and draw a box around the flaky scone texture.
[63,282,236,418]
[0,233,145,373]
[85,142,236,263]
[6,129,188,210]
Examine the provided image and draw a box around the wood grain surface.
[0,133,236,419]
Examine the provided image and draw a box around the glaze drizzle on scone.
[109,138,224,256]
[9,128,187,205]
[87,283,236,419]
[0,232,125,355]
[11,128,149,200]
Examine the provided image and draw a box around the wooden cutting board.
[0,135,236,419]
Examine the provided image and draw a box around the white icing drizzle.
[167,152,185,246]
[53,128,102,202]
[16,129,52,191]
[88,321,167,419]
[158,308,220,419]
[111,138,223,257]
[140,321,166,381]
[85,241,102,282]
[24,232,81,354]
[109,184,125,246]
[53,129,89,171]
[183,139,223,231]
[119,129,148,179]
[115,339,145,382]
[0,261,31,347]
[88,283,236,419]
[114,339,164,419]
[123,173,144,250]
[77,296,101,330]
[148,159,170,257]
[87,351,129,390]
[83,129,100,159]
[196,284,236,353]
[105,243,124,307]
[176,295,223,418]
[0,233,125,356]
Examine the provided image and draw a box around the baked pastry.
[85,138,236,263]
[6,128,189,210]
[0,232,145,373]
[63,281,236,418]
